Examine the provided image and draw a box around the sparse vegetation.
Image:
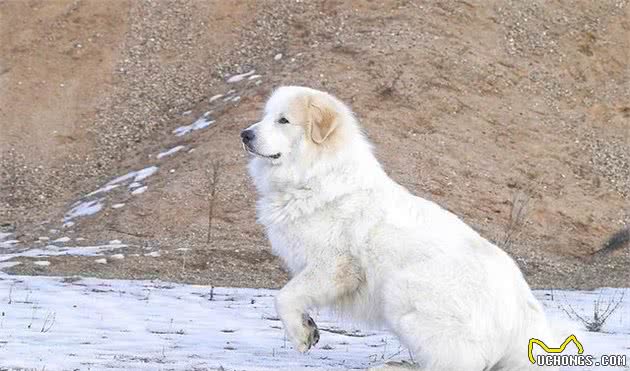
[7,283,13,304]
[27,305,37,329]
[41,311,56,333]
[499,190,530,250]
[377,69,404,99]
[560,290,625,332]
[206,160,222,243]
[181,249,188,274]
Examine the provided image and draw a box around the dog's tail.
[590,228,629,256]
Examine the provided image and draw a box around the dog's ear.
[308,97,338,144]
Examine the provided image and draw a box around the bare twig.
[181,250,187,273]
[28,305,37,329]
[106,225,153,239]
[206,160,222,243]
[41,311,56,333]
[500,190,530,249]
[560,290,625,332]
[7,283,13,304]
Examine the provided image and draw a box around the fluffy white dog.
[242,86,556,370]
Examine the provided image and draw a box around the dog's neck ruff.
[250,137,387,226]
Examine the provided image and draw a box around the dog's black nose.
[241,129,255,144]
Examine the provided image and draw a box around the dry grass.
[499,190,530,250]
[560,290,625,332]
[206,160,222,243]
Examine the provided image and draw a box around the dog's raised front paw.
[304,314,320,348]
[292,314,319,353]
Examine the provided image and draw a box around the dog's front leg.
[275,255,362,353]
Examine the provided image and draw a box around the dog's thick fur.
[243,86,556,370]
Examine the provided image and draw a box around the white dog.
[242,86,556,370]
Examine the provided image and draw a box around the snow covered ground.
[0,273,627,371]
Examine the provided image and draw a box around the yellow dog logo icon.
[528,335,584,364]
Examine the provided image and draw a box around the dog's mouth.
[242,143,281,160]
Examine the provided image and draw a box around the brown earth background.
[0,0,628,289]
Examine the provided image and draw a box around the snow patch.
[0,275,626,371]
[144,251,161,257]
[64,199,103,222]
[0,239,19,248]
[133,166,159,182]
[0,243,128,262]
[95,258,107,264]
[86,183,120,197]
[131,186,148,195]
[111,203,125,209]
[106,172,138,186]
[173,116,215,137]
[0,261,21,269]
[209,94,223,103]
[106,166,158,187]
[227,69,255,83]
[157,145,185,159]
[33,260,50,267]
[110,254,125,260]
[53,236,71,243]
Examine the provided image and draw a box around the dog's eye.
[278,117,290,124]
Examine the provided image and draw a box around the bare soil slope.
[1,0,628,289]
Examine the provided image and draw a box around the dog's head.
[241,86,350,165]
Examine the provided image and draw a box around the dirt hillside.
[1,0,628,289]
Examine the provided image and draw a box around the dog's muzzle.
[240,129,281,159]
[241,129,255,145]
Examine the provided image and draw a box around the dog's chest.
[259,195,351,274]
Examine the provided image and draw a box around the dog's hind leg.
[380,267,492,371]
[388,310,489,371]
